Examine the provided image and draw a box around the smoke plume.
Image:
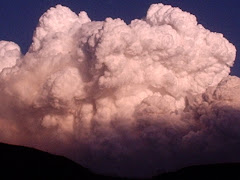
[0,3,239,177]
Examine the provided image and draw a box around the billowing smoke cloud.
[0,3,239,177]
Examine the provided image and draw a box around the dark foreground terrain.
[0,142,239,180]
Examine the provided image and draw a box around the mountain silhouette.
[0,142,240,180]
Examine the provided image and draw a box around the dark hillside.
[0,142,240,180]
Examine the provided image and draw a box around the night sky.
[0,0,239,76]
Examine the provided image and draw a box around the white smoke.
[0,4,239,177]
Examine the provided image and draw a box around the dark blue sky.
[0,0,239,76]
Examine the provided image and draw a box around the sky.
[0,0,239,77]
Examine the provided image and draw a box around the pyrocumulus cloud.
[0,4,239,177]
